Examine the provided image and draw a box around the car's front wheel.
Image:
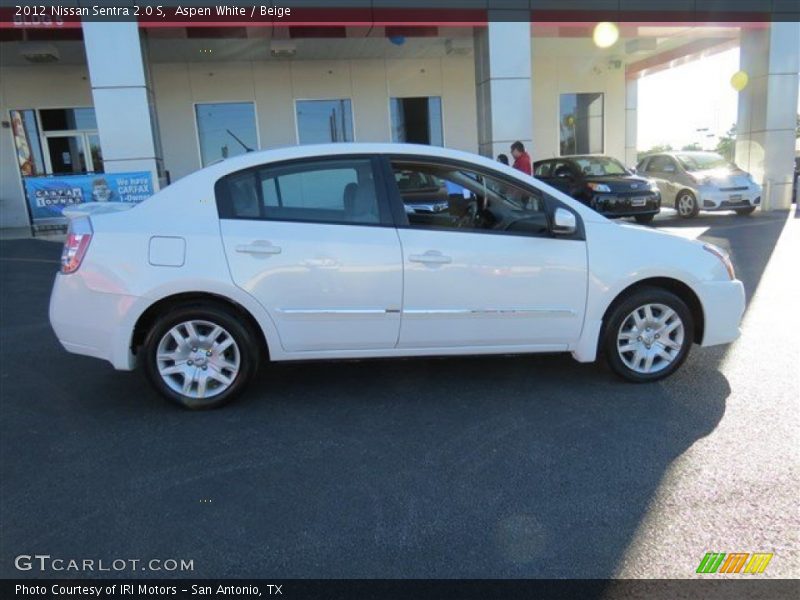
[676,191,699,218]
[142,303,259,409]
[603,287,694,383]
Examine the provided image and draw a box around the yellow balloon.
[730,70,749,92]
[593,22,619,49]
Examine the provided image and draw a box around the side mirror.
[553,207,577,236]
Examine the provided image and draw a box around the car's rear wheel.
[634,214,655,224]
[142,303,259,409]
[603,287,694,383]
[735,206,756,216]
[676,191,699,218]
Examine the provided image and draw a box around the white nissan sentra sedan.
[50,144,745,409]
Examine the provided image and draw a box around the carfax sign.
[23,172,154,223]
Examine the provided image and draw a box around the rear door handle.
[409,251,452,265]
[235,241,282,255]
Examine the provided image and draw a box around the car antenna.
[226,129,253,152]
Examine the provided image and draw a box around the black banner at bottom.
[3,579,799,600]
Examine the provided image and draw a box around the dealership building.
[1,7,798,231]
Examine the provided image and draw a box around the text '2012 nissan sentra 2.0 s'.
[50,144,745,409]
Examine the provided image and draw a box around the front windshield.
[676,153,732,172]
[572,157,628,176]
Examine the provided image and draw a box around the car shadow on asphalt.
[0,211,786,577]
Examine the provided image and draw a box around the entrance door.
[45,135,88,174]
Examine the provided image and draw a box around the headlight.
[694,175,712,186]
[703,243,735,280]
[647,180,659,192]
[587,182,611,193]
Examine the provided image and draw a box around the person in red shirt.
[510,141,532,176]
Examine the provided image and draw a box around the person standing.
[510,141,532,176]
[497,154,509,166]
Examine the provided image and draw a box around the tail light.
[61,217,93,274]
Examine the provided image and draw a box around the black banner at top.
[3,579,800,600]
[1,0,799,28]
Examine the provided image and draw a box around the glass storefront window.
[559,93,604,155]
[40,108,98,131]
[195,102,258,167]
[390,97,443,146]
[296,99,354,144]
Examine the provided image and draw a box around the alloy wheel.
[155,320,241,399]
[678,194,695,217]
[616,303,685,374]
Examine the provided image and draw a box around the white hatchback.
[50,144,745,409]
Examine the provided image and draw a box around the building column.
[81,21,163,190]
[474,18,532,160]
[625,78,639,169]
[735,22,800,210]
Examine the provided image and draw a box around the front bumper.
[49,273,139,370]
[590,192,661,218]
[697,184,761,210]
[698,279,746,347]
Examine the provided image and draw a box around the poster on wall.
[23,172,154,224]
[10,110,35,176]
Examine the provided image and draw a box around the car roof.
[138,142,608,226]
[647,151,720,158]
[202,143,507,177]
[534,155,616,164]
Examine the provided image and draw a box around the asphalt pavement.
[0,208,798,579]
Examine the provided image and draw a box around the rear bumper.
[698,279,746,347]
[49,273,138,370]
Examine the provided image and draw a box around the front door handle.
[409,251,452,265]
[235,241,282,255]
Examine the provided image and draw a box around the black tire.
[735,206,756,216]
[634,214,655,224]
[603,287,694,383]
[675,190,699,219]
[142,302,260,409]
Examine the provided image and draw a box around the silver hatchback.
[636,151,761,218]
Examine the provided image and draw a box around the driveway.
[0,209,797,579]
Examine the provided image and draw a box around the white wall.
[531,40,627,164]
[151,56,479,182]
[0,64,94,229]
[0,48,627,228]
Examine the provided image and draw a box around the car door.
[543,160,579,197]
[384,156,588,350]
[216,156,403,353]
[644,155,678,200]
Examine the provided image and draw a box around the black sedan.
[534,155,661,224]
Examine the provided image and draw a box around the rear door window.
[216,157,387,225]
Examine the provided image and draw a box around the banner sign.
[23,172,154,223]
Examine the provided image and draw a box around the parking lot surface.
[1,209,798,578]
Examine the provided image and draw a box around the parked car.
[636,151,761,218]
[50,144,745,409]
[533,155,661,224]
